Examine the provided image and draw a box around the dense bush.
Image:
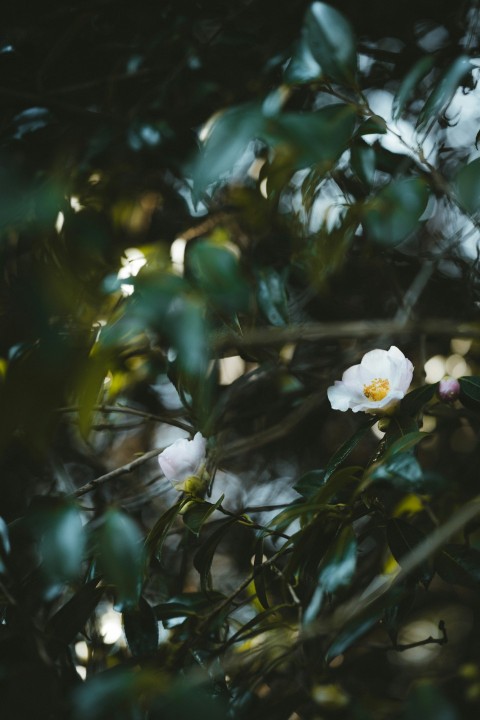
[2,1,480,718]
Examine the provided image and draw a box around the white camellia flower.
[327,346,413,415]
[158,432,207,490]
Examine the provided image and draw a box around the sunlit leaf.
[305,2,357,84]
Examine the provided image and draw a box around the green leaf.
[435,544,480,588]
[187,240,249,314]
[455,158,480,216]
[324,419,376,481]
[459,375,480,404]
[122,596,159,658]
[272,103,357,170]
[392,55,436,120]
[305,2,357,85]
[371,452,423,490]
[284,37,323,84]
[96,509,145,610]
[0,515,10,575]
[386,518,432,587]
[182,495,224,536]
[351,141,376,186]
[403,682,458,720]
[154,591,225,622]
[30,498,85,583]
[77,351,110,440]
[363,177,429,247]
[400,383,437,415]
[192,103,264,195]
[294,470,326,500]
[304,526,357,624]
[417,55,472,129]
[325,609,381,662]
[47,579,104,649]
[193,518,238,592]
[355,115,387,136]
[256,268,289,327]
[146,501,185,560]
[253,537,270,609]
[385,431,429,458]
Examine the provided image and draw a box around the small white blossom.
[327,346,413,415]
[158,432,207,489]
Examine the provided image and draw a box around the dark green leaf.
[417,55,472,129]
[0,515,10,575]
[324,419,376,481]
[400,383,437,415]
[385,431,429,458]
[193,518,238,592]
[304,526,356,623]
[146,501,185,560]
[325,610,380,662]
[253,537,270,609]
[371,452,423,490]
[187,241,249,314]
[351,141,376,186]
[256,268,289,327]
[192,103,264,195]
[386,518,432,587]
[392,55,436,120]
[47,579,104,648]
[183,495,224,536]
[293,470,326,500]
[435,544,480,588]
[363,177,429,247]
[96,509,145,610]
[455,158,480,216]
[403,682,458,720]
[30,499,85,583]
[305,2,357,84]
[284,37,322,84]
[123,596,159,658]
[154,591,225,622]
[355,115,387,136]
[459,376,480,404]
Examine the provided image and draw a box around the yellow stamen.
[363,377,390,402]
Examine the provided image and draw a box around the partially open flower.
[158,432,207,491]
[327,346,413,415]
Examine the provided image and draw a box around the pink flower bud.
[438,377,460,403]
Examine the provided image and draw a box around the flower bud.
[438,376,460,403]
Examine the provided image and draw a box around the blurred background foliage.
[3,0,480,718]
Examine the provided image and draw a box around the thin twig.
[72,447,165,498]
[57,404,192,433]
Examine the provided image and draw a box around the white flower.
[158,432,207,488]
[327,346,413,414]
